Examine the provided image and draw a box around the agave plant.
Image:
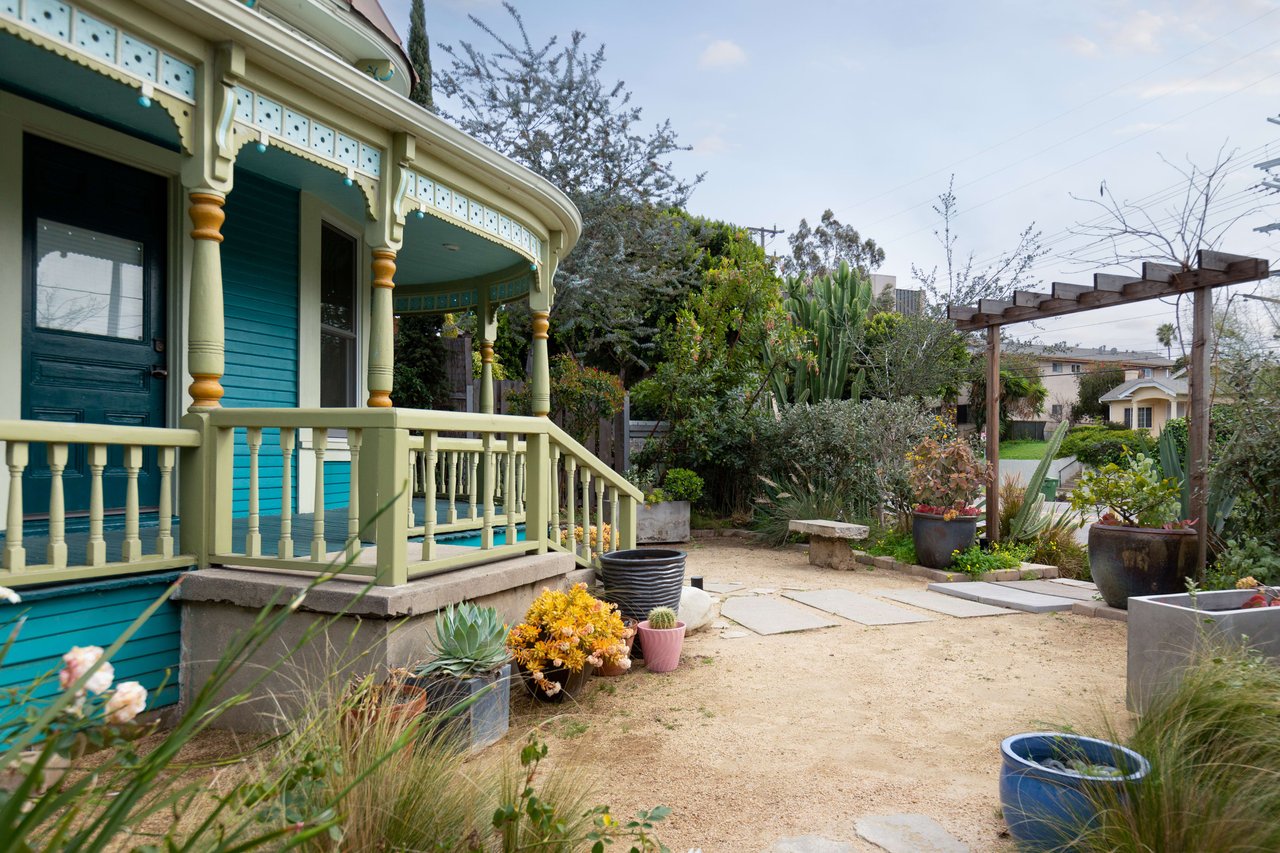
[1007,421,1073,542]
[418,603,510,679]
[1158,429,1235,538]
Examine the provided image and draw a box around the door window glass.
[35,219,145,340]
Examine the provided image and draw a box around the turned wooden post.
[187,192,226,411]
[367,248,396,407]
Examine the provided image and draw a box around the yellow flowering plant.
[555,523,612,555]
[506,583,630,697]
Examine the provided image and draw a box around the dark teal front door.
[22,135,169,522]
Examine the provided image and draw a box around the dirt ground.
[510,539,1130,853]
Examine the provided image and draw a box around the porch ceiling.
[0,31,182,152]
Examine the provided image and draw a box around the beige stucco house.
[1100,375,1188,435]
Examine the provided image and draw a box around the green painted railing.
[198,408,640,584]
[0,410,639,588]
[0,420,201,587]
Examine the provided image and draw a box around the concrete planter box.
[637,500,690,544]
[409,663,511,751]
[1128,589,1280,713]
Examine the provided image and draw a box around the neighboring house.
[1099,375,1189,435]
[869,273,923,315]
[0,0,636,723]
[955,343,1174,430]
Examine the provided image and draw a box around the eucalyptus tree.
[782,210,886,279]
[434,3,702,376]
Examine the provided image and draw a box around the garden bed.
[849,549,1058,584]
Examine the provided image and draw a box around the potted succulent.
[506,583,630,701]
[1069,452,1195,609]
[408,602,512,751]
[907,436,986,569]
[636,606,685,673]
[596,617,638,677]
[344,669,428,731]
[635,467,703,544]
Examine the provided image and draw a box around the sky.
[380,0,1280,353]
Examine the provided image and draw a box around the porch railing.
[200,408,640,585]
[0,409,640,588]
[0,420,201,587]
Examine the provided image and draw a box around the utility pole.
[745,225,783,250]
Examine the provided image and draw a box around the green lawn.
[999,439,1051,460]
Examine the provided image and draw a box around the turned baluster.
[278,428,295,559]
[157,447,175,558]
[47,443,69,568]
[4,442,26,572]
[578,466,592,561]
[481,433,496,550]
[86,445,107,567]
[311,428,328,561]
[121,445,142,563]
[246,427,262,556]
[347,429,362,561]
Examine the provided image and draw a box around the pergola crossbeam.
[947,251,1270,575]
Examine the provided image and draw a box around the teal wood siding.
[0,572,185,720]
[324,460,351,510]
[221,171,300,517]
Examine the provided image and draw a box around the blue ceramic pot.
[1000,732,1149,850]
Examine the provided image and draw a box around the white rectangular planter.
[1128,589,1280,713]
[636,500,690,544]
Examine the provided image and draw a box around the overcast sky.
[381,0,1280,353]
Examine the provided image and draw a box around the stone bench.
[788,519,869,570]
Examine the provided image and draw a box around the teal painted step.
[221,170,299,519]
[0,571,186,723]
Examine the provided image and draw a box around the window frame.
[1137,406,1153,429]
[1051,362,1062,373]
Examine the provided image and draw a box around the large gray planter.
[1128,590,1280,713]
[1089,523,1197,609]
[636,500,690,544]
[911,512,978,569]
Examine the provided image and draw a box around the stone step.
[926,581,1076,614]
[720,596,838,635]
[784,589,933,626]
[874,588,1018,618]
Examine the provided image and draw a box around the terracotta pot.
[344,681,428,731]
[1087,523,1198,609]
[596,619,637,677]
[519,664,594,702]
[636,620,686,673]
[911,511,979,569]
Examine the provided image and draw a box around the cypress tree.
[407,0,433,109]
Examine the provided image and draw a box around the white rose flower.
[59,646,114,695]
[105,681,148,724]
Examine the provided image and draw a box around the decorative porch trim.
[1,0,196,152]
[402,167,543,265]
[393,261,534,314]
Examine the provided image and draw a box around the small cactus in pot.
[637,606,685,673]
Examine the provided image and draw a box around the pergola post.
[1188,285,1212,573]
[985,326,1001,544]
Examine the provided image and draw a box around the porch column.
[367,248,396,407]
[479,301,498,415]
[187,192,226,411]
[531,310,551,417]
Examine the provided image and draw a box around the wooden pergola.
[947,250,1270,571]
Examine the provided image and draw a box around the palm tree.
[1156,322,1176,358]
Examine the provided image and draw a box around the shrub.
[753,468,859,547]
[1069,453,1182,528]
[949,542,1032,578]
[1206,536,1280,590]
[863,526,917,564]
[1061,426,1155,467]
[767,399,934,521]
[660,468,704,503]
[509,354,624,443]
[1072,644,1280,852]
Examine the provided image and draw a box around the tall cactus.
[770,261,872,405]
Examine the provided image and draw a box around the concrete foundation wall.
[177,553,587,731]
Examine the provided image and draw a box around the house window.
[320,223,358,408]
[1177,402,1187,417]
[1141,368,1153,378]
[1051,403,1064,418]
[1124,408,1132,427]
[1051,362,1062,373]
[1137,407,1153,429]
[1071,363,1082,374]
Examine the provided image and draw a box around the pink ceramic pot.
[636,620,686,673]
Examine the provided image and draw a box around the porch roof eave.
[133,0,582,257]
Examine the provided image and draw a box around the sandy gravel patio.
[513,538,1128,852]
